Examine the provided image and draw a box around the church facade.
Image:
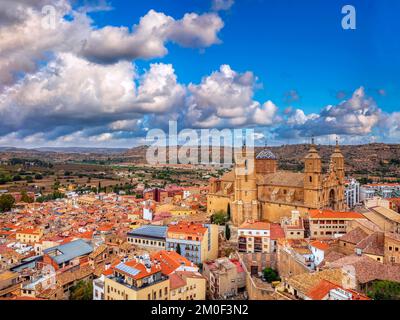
[207,141,346,226]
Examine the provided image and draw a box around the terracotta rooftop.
[239,220,270,230]
[151,250,193,275]
[167,222,207,236]
[339,227,369,245]
[309,240,330,251]
[309,209,364,220]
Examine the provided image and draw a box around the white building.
[309,240,329,267]
[360,183,400,201]
[345,178,360,208]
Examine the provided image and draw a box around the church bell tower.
[232,145,260,226]
[303,138,322,209]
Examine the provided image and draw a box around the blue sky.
[0,0,399,147]
[85,0,400,114]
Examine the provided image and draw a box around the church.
[207,140,346,226]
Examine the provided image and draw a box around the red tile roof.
[307,279,370,300]
[167,222,207,236]
[151,250,193,275]
[309,209,364,220]
[309,240,330,251]
[239,221,270,230]
[270,223,285,240]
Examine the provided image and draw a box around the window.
[389,246,393,251]
[309,176,312,183]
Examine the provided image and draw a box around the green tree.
[367,280,400,300]
[225,224,231,240]
[21,191,34,203]
[262,268,280,283]
[34,173,43,180]
[176,243,182,255]
[211,210,227,225]
[0,194,15,212]
[69,280,93,300]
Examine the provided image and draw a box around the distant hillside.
[1,143,399,178]
[33,147,128,154]
[122,143,400,178]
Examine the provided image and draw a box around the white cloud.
[0,3,224,88]
[186,64,278,128]
[276,87,382,139]
[80,10,224,64]
[0,53,187,139]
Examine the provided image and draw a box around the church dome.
[256,149,277,160]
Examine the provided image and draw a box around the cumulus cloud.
[275,87,382,139]
[79,10,224,64]
[0,53,188,140]
[185,65,279,128]
[0,3,91,88]
[0,3,224,88]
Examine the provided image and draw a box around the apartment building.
[166,222,218,264]
[16,228,43,244]
[238,221,271,253]
[281,210,306,239]
[384,232,400,264]
[203,257,246,299]
[104,256,170,300]
[309,209,364,238]
[42,239,93,270]
[345,178,360,208]
[127,225,167,251]
[169,271,206,300]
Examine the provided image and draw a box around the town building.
[104,255,170,300]
[127,225,167,251]
[345,178,360,209]
[16,228,43,244]
[166,222,218,264]
[238,221,271,253]
[42,239,93,270]
[203,257,246,299]
[361,183,400,200]
[169,271,206,300]
[384,232,400,264]
[308,209,364,238]
[281,210,306,239]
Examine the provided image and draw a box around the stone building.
[208,139,346,225]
